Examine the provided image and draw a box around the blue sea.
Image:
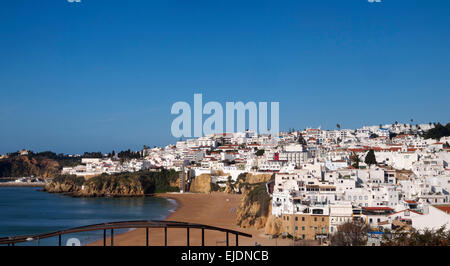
[0,187,177,246]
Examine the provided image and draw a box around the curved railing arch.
[0,220,252,246]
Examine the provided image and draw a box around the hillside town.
[51,123,450,243]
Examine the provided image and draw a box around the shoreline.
[88,192,291,246]
[162,197,179,217]
[156,193,183,220]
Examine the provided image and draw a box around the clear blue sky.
[0,0,449,154]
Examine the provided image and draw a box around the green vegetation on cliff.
[53,174,85,187]
[46,169,179,196]
[137,170,179,193]
[245,182,271,217]
[0,152,81,178]
[236,181,271,228]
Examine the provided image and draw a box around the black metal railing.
[0,220,252,246]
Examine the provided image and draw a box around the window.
[322,217,324,222]
[312,209,324,214]
[314,217,317,222]
[302,226,305,231]
[302,217,305,221]
[295,217,298,221]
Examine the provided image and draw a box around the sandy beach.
[89,192,290,246]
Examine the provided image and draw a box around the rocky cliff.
[78,175,145,197]
[234,173,282,235]
[0,152,81,178]
[45,175,145,197]
[45,170,179,197]
[234,173,273,194]
[0,156,61,178]
[188,174,212,193]
[236,182,271,230]
[245,173,273,184]
[45,175,84,194]
[263,207,283,235]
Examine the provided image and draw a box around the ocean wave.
[164,198,178,217]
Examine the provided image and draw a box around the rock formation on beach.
[45,175,145,197]
[263,207,283,235]
[188,174,212,193]
[235,173,278,233]
[233,173,273,194]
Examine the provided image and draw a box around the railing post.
[0,221,252,248]
[201,228,205,246]
[146,227,149,247]
[111,229,114,246]
[164,227,167,246]
[186,227,190,246]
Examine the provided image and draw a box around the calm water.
[0,187,176,246]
